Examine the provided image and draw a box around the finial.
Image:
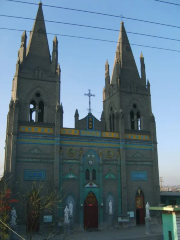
[53,36,57,42]
[105,59,109,65]
[140,52,144,58]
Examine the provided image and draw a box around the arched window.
[92,169,96,180]
[38,101,44,122]
[130,111,135,130]
[137,111,141,130]
[85,169,90,180]
[109,107,115,131]
[29,100,36,122]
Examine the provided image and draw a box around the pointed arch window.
[85,169,90,180]
[130,111,135,130]
[92,169,96,180]
[29,100,36,122]
[109,107,115,132]
[38,100,44,122]
[137,111,141,130]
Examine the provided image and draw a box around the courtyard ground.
[14,224,163,240]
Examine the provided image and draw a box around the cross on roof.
[84,89,95,114]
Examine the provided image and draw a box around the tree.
[15,180,63,240]
[0,176,11,240]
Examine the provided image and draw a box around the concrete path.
[16,224,163,240]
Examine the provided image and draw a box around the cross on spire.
[84,89,95,114]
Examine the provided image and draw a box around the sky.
[0,0,180,186]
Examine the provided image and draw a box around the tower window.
[137,111,141,130]
[85,169,90,180]
[109,107,115,132]
[109,115,112,131]
[29,100,36,122]
[92,169,96,180]
[130,111,135,130]
[38,101,44,122]
[112,113,115,131]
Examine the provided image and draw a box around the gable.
[104,173,116,179]
[84,182,98,188]
[64,173,77,179]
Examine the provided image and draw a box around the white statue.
[10,207,17,227]
[146,202,150,218]
[69,201,73,217]
[64,206,70,223]
[109,200,113,215]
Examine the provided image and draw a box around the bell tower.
[4,3,62,193]
[103,22,160,214]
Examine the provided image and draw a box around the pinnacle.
[105,59,109,65]
[22,30,26,37]
[53,36,58,42]
[140,52,144,58]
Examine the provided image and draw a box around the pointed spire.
[140,52,144,58]
[75,109,79,116]
[74,109,79,128]
[105,60,109,76]
[140,52,146,85]
[52,36,58,73]
[26,3,51,68]
[111,22,140,85]
[105,60,110,88]
[18,31,27,64]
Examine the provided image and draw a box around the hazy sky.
[0,0,180,185]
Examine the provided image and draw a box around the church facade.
[4,3,160,228]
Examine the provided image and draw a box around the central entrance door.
[135,189,145,225]
[84,192,98,229]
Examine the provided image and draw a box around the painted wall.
[162,213,178,240]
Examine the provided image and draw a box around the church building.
[4,3,160,228]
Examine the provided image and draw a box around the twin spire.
[107,22,146,88]
[18,2,59,72]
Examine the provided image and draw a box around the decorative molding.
[84,182,98,188]
[105,149,114,158]
[80,130,101,137]
[104,173,116,179]
[18,121,55,127]
[126,161,153,165]
[22,146,50,156]
[67,147,76,157]
[17,158,54,163]
[102,132,119,138]
[103,160,118,165]
[17,136,153,150]
[63,160,79,164]
[61,128,79,136]
[87,116,94,131]
[125,134,149,141]
[20,126,53,134]
[64,173,77,179]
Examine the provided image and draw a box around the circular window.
[36,92,41,97]
[133,104,137,108]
